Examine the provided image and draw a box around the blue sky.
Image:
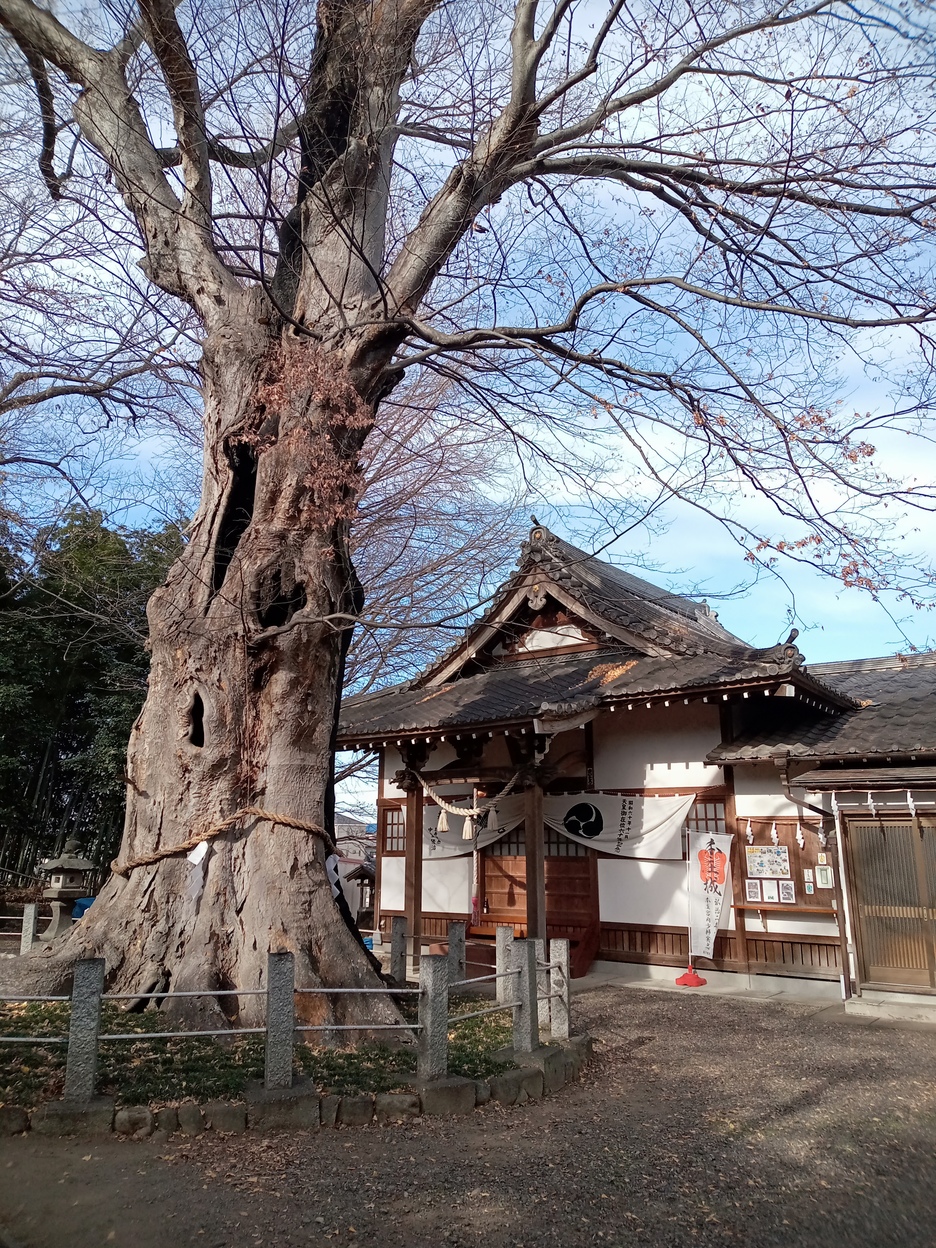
[611,502,934,664]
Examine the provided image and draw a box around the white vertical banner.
[687,832,733,960]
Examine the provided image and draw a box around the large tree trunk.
[6,323,399,1030]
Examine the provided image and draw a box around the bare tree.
[2,0,936,1019]
[349,372,525,692]
[0,55,200,516]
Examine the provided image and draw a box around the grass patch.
[0,994,516,1107]
[446,995,514,1081]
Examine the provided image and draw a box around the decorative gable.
[491,604,602,659]
[419,526,738,688]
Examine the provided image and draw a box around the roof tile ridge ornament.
[744,628,805,669]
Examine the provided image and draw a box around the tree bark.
[8,321,399,1030]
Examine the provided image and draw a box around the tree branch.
[530,0,837,156]
[156,120,301,170]
[138,0,213,232]
[11,35,64,199]
[0,0,241,320]
[517,154,936,219]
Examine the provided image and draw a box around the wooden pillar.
[403,782,423,964]
[525,780,546,941]
[829,814,854,998]
[723,769,751,974]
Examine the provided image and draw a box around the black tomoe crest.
[563,802,603,839]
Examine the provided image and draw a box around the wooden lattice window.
[488,826,526,856]
[381,807,405,855]
[685,800,726,837]
[544,826,590,857]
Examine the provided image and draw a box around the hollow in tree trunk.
[6,329,400,1031]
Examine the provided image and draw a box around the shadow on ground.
[2,986,935,1248]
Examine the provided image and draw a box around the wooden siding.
[598,922,841,979]
[378,912,467,939]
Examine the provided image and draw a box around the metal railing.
[0,922,571,1106]
[388,919,572,1081]
[0,867,40,889]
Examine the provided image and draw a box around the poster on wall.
[745,844,791,878]
[543,793,695,859]
[687,832,734,960]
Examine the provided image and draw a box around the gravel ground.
[2,985,936,1248]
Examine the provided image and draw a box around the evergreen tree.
[0,511,181,879]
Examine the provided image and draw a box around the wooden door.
[478,825,600,974]
[483,854,527,924]
[849,819,936,989]
[480,823,527,930]
[544,830,599,975]
[544,856,596,930]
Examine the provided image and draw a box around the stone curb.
[0,1036,592,1138]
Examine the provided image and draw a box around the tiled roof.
[521,531,749,657]
[419,528,753,685]
[338,525,864,742]
[792,765,936,789]
[338,646,845,742]
[709,652,936,763]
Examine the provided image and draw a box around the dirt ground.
[2,984,936,1248]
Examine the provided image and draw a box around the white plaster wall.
[422,857,472,914]
[745,910,839,938]
[381,748,405,799]
[732,763,803,818]
[379,857,405,911]
[598,857,735,930]
[378,854,473,914]
[592,704,724,790]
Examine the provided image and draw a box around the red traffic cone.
[675,964,707,987]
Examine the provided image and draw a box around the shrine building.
[337,525,936,1004]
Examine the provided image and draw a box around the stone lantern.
[38,838,95,941]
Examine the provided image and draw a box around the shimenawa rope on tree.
[111,806,334,878]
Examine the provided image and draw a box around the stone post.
[510,939,539,1054]
[63,958,104,1103]
[390,914,407,985]
[19,903,38,955]
[534,938,550,1036]
[40,899,74,943]
[416,953,449,1081]
[495,925,514,1005]
[549,938,571,1042]
[264,951,295,1091]
[447,920,466,983]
